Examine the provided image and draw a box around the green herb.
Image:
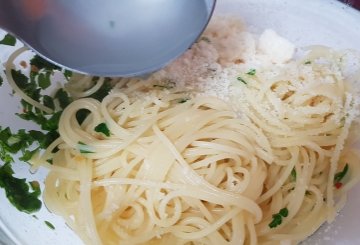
[76,109,90,125]
[200,36,211,43]
[54,88,72,109]
[29,181,41,196]
[63,70,72,81]
[0,126,58,167]
[279,208,288,217]
[43,111,62,131]
[11,69,29,89]
[237,76,247,84]
[334,164,349,184]
[44,221,55,230]
[246,69,256,76]
[178,98,189,103]
[0,76,3,87]
[0,34,16,46]
[78,141,94,154]
[1,127,35,155]
[0,164,42,213]
[94,123,110,137]
[80,149,94,154]
[32,215,38,219]
[17,110,62,131]
[30,55,60,71]
[43,95,55,110]
[290,168,296,182]
[87,78,113,101]
[19,149,38,162]
[304,61,312,65]
[269,208,288,228]
[46,159,53,165]
[11,69,42,105]
[38,72,52,89]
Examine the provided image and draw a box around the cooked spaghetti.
[3,16,360,245]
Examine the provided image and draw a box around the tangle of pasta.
[4,21,360,245]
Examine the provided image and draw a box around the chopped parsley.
[63,70,73,81]
[178,98,190,103]
[18,110,62,132]
[78,141,94,154]
[38,71,52,90]
[0,34,16,46]
[304,61,312,65]
[269,208,289,228]
[43,95,55,110]
[87,78,113,101]
[0,164,41,213]
[0,76,3,87]
[246,69,256,75]
[0,51,117,216]
[0,127,45,163]
[237,76,247,84]
[30,55,61,71]
[94,123,110,137]
[334,164,349,188]
[44,221,55,230]
[11,69,29,89]
[290,168,296,182]
[54,88,72,109]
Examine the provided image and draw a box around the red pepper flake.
[335,182,343,189]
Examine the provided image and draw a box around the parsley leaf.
[11,69,28,89]
[43,95,55,110]
[63,70,72,81]
[19,148,39,162]
[246,69,256,75]
[290,168,296,182]
[76,109,90,125]
[269,208,288,228]
[30,55,61,71]
[279,208,289,217]
[178,98,190,103]
[44,221,55,230]
[87,78,112,101]
[42,111,62,131]
[237,76,247,84]
[0,164,42,213]
[0,34,16,46]
[94,123,110,137]
[38,72,51,89]
[54,88,72,109]
[11,69,42,103]
[334,164,349,184]
[78,141,94,154]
